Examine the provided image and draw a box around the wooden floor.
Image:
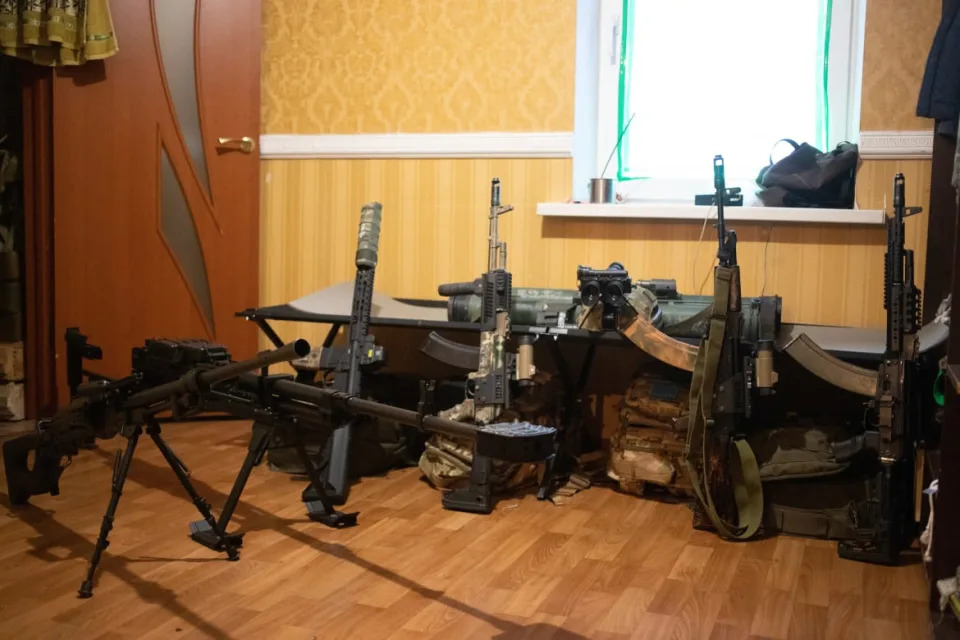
[0,421,934,640]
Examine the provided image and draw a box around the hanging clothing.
[0,0,118,66]
[917,0,960,134]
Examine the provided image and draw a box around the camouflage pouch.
[748,419,863,481]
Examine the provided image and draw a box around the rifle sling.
[684,266,763,540]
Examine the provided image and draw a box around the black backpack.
[755,139,860,208]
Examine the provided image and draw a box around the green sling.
[683,265,764,540]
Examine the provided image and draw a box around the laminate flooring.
[0,421,934,639]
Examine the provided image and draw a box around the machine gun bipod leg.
[143,419,241,561]
[293,427,358,528]
[188,422,275,552]
[78,426,142,598]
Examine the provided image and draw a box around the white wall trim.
[259,132,574,159]
[259,130,932,161]
[538,202,886,225]
[858,130,934,159]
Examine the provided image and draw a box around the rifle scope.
[127,339,311,408]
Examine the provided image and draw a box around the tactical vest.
[608,375,691,495]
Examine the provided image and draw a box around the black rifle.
[838,173,924,564]
[318,202,386,504]
[683,155,770,540]
[2,332,311,597]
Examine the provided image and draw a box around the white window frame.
[571,0,868,204]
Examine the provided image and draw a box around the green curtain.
[0,0,118,66]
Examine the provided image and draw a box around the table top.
[238,282,950,363]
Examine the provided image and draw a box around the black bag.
[755,139,860,208]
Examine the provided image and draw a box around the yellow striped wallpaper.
[259,157,931,350]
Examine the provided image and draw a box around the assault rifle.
[4,331,556,597]
[318,202,386,504]
[441,178,531,513]
[683,155,775,540]
[838,173,925,564]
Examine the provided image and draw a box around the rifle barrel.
[271,378,478,440]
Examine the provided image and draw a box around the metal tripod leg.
[293,428,358,528]
[144,419,240,560]
[78,426,141,598]
[189,422,272,550]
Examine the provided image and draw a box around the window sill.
[536,202,886,225]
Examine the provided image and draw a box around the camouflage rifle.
[439,178,532,513]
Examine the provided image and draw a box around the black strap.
[768,139,800,165]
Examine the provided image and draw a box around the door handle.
[217,136,256,153]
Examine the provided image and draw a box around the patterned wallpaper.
[262,0,942,134]
[859,0,941,130]
[261,0,577,134]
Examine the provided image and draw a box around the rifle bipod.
[79,418,236,598]
[188,422,358,555]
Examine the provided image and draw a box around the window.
[575,0,866,204]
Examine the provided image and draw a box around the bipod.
[293,424,359,528]
[79,419,235,598]
[189,422,357,551]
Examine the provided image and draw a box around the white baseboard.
[858,131,933,159]
[259,130,933,161]
[259,132,574,159]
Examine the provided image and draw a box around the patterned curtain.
[0,0,118,66]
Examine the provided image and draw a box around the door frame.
[21,63,57,418]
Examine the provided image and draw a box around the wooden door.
[52,0,261,392]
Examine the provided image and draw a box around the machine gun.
[2,332,311,597]
[317,202,386,504]
[838,173,925,564]
[682,155,772,540]
[4,331,556,597]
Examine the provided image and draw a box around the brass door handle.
[217,136,256,153]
